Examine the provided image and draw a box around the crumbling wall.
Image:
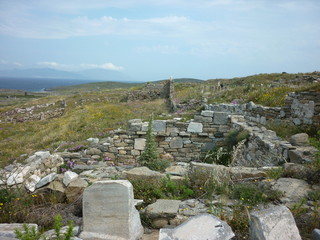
[205,91,320,126]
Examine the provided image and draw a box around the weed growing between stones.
[266,166,283,180]
[310,130,320,170]
[139,115,170,171]
[0,186,40,223]
[291,195,320,239]
[15,215,74,240]
[131,175,194,206]
[201,130,249,166]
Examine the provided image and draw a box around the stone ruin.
[80,180,143,240]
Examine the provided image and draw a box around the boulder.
[249,205,301,240]
[6,166,30,186]
[35,173,58,189]
[313,229,320,240]
[272,178,312,202]
[289,133,309,146]
[165,165,188,176]
[230,167,267,180]
[159,214,235,240]
[65,178,88,203]
[144,199,181,219]
[25,175,41,192]
[124,167,164,181]
[63,171,79,187]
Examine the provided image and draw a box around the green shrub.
[231,183,266,205]
[15,224,42,240]
[139,115,170,172]
[225,130,249,150]
[131,175,194,205]
[266,167,283,180]
[15,215,74,240]
[201,146,232,166]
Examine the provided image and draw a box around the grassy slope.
[1,72,319,166]
[48,81,143,93]
[175,72,320,106]
[0,88,169,167]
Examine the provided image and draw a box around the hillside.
[48,81,142,93]
[0,72,319,166]
[0,71,319,240]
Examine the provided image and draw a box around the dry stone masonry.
[206,90,319,126]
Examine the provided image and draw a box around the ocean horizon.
[0,77,105,92]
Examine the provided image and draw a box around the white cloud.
[80,63,124,71]
[37,61,124,71]
[0,60,22,67]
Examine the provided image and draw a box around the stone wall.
[127,80,172,101]
[102,111,231,164]
[100,107,316,167]
[205,91,320,126]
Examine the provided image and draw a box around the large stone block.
[272,178,312,202]
[153,120,166,132]
[249,205,301,240]
[80,180,143,240]
[170,137,183,148]
[289,133,309,146]
[213,112,229,124]
[187,122,203,133]
[159,214,234,240]
[145,199,181,219]
[134,138,146,150]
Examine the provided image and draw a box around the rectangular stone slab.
[80,180,143,240]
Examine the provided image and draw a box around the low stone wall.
[103,111,231,164]
[205,91,320,126]
[127,80,172,101]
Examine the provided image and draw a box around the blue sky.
[0,0,319,81]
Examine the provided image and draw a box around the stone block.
[159,214,234,240]
[36,173,58,189]
[213,112,229,125]
[63,171,78,187]
[153,120,166,132]
[134,138,146,150]
[145,199,181,219]
[289,133,309,146]
[131,149,140,156]
[80,180,143,240]
[313,229,320,240]
[170,137,183,148]
[249,205,301,240]
[187,122,203,133]
[129,123,142,131]
[65,178,88,203]
[201,110,214,117]
[25,175,41,192]
[272,178,312,202]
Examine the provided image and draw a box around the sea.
[0,77,99,92]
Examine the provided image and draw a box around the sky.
[0,0,319,81]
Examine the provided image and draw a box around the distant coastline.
[0,77,101,92]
